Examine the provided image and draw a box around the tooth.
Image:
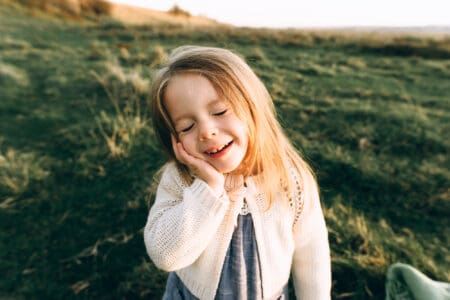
[209,144,225,154]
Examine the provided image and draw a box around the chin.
[216,162,243,174]
[217,167,235,174]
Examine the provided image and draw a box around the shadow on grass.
[0,122,166,298]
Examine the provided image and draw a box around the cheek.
[179,136,197,155]
[236,122,249,146]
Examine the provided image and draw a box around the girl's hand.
[171,135,225,196]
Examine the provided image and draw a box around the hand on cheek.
[171,135,225,195]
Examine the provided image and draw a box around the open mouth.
[205,141,233,156]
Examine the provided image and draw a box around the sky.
[108,0,450,29]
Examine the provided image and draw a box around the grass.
[0,2,449,299]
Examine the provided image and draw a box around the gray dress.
[162,204,289,300]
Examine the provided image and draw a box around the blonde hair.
[151,45,318,207]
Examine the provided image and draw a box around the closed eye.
[214,109,227,116]
[180,123,194,133]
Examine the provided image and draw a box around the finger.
[171,136,195,167]
[176,142,196,166]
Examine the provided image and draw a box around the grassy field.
[1,2,449,299]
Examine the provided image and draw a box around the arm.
[291,184,331,300]
[144,163,229,271]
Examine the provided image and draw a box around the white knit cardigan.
[144,162,331,300]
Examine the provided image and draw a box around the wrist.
[206,174,224,195]
[208,181,225,198]
[213,188,225,198]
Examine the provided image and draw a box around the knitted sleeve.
[144,163,229,271]
[291,175,332,300]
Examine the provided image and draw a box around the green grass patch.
[0,2,449,299]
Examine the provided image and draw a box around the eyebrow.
[172,99,225,123]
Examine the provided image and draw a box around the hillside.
[109,2,222,27]
[0,2,449,299]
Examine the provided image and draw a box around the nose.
[199,120,218,141]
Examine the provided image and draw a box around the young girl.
[144,45,331,300]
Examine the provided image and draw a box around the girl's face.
[164,73,248,174]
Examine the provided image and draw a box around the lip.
[204,141,233,159]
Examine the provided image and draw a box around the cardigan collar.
[224,173,245,193]
[224,173,268,211]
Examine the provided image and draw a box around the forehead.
[166,73,216,99]
[163,73,223,120]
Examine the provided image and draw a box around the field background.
[0,1,449,299]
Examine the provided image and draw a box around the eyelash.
[178,109,228,133]
[214,109,227,116]
[180,124,194,133]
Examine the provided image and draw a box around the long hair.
[150,45,318,206]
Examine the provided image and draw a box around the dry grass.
[149,45,168,68]
[79,0,110,15]
[0,146,50,205]
[0,62,29,87]
[12,0,111,17]
[167,5,190,17]
[108,2,221,27]
[89,59,150,158]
